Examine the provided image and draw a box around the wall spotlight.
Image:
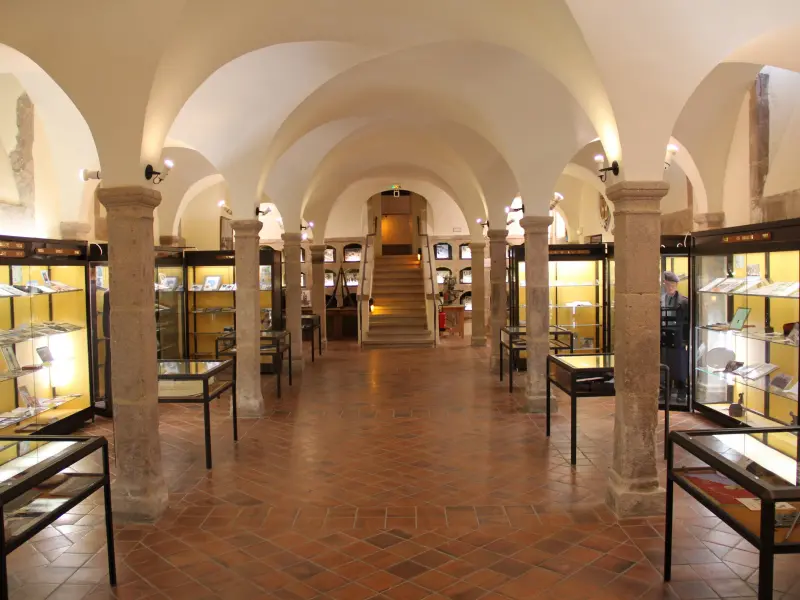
[595,155,619,183]
[665,143,679,169]
[144,159,174,184]
[79,169,101,182]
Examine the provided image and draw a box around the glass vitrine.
[693,220,800,432]
[0,237,92,434]
[508,243,609,354]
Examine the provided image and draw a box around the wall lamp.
[417,247,422,261]
[476,218,489,233]
[300,222,313,241]
[255,205,272,217]
[144,159,174,184]
[369,298,375,313]
[79,169,101,182]
[217,199,232,216]
[664,143,679,169]
[594,154,619,182]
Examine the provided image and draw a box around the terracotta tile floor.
[10,342,800,599]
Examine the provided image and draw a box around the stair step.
[370,318,428,327]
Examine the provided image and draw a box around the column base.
[471,336,486,347]
[112,484,168,524]
[322,338,328,350]
[523,392,552,414]
[236,393,266,419]
[287,356,305,372]
[606,471,665,518]
[490,354,501,371]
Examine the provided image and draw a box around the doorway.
[381,193,413,255]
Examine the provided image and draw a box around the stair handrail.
[417,216,438,347]
[358,216,378,346]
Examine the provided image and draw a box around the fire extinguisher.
[438,310,446,330]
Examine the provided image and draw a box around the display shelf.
[693,219,800,431]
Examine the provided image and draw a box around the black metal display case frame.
[88,244,186,417]
[184,248,283,359]
[0,236,93,435]
[508,243,609,353]
[691,218,800,429]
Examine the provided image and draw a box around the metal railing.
[358,216,378,346]
[417,216,438,347]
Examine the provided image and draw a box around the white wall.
[721,94,750,228]
[763,67,800,197]
[661,162,689,215]
[32,114,60,238]
[180,182,226,249]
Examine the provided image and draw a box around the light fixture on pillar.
[550,192,564,211]
[417,247,422,261]
[144,159,174,184]
[78,168,101,181]
[476,218,489,232]
[664,143,679,169]
[369,298,374,313]
[300,222,313,241]
[255,204,272,217]
[595,154,619,183]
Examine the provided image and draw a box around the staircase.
[363,254,434,348]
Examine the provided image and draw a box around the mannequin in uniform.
[661,271,689,401]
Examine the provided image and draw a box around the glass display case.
[89,245,186,416]
[508,243,609,354]
[0,237,92,435]
[185,248,282,359]
[692,220,800,432]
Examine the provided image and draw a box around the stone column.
[520,216,552,412]
[282,232,304,370]
[310,245,328,348]
[232,220,265,417]
[606,181,670,518]
[470,241,487,347]
[488,229,507,370]
[60,221,91,241]
[693,212,724,232]
[98,186,168,522]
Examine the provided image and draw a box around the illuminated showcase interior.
[0,237,92,435]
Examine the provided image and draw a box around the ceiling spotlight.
[144,158,174,184]
[79,168,101,182]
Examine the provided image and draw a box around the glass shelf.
[697,326,799,348]
[697,366,798,401]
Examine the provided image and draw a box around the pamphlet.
[202,276,222,291]
[36,347,54,364]
[744,363,779,380]
[738,498,795,511]
[772,374,794,390]
[1,347,20,372]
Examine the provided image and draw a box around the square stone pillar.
[606,181,669,518]
[232,220,265,417]
[310,244,328,348]
[693,212,724,232]
[60,221,91,241]
[282,232,304,370]
[469,242,487,347]
[520,215,552,412]
[488,229,507,370]
[98,186,168,522]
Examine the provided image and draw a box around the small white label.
[452,227,462,233]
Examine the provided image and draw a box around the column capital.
[693,211,725,230]
[607,181,669,215]
[60,221,91,241]
[519,215,553,235]
[98,185,161,212]
[469,241,486,254]
[231,219,263,237]
[487,229,507,243]
[282,232,303,245]
[159,235,185,247]
[310,244,326,264]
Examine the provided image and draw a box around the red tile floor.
[10,341,800,599]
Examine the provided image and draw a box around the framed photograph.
[202,276,222,291]
[220,216,233,251]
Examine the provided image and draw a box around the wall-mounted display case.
[436,267,452,284]
[343,243,362,263]
[459,267,472,284]
[692,219,800,440]
[434,242,452,261]
[0,236,92,435]
[508,243,609,354]
[185,248,282,359]
[88,245,186,416]
[459,243,472,260]
[324,246,336,263]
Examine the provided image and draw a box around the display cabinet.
[692,219,800,435]
[0,237,92,435]
[184,248,282,359]
[666,426,800,599]
[89,245,186,416]
[508,243,609,354]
